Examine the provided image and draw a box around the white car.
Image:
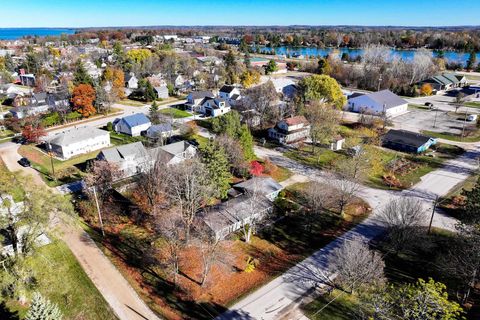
[467,114,478,122]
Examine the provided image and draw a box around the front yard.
[159,107,192,119]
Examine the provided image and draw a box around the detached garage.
[347,89,408,117]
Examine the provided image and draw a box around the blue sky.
[1,0,479,28]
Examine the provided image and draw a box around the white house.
[125,73,139,89]
[150,141,197,166]
[185,91,215,111]
[219,85,241,105]
[199,97,231,117]
[154,85,169,99]
[46,127,110,160]
[113,113,151,137]
[97,142,151,179]
[268,116,311,144]
[270,78,297,100]
[347,89,408,117]
[145,123,173,140]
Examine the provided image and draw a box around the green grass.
[159,107,192,118]
[422,130,480,142]
[284,146,346,170]
[465,102,480,108]
[408,103,429,110]
[0,240,115,320]
[302,289,360,320]
[109,131,148,146]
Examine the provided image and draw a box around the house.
[199,97,231,117]
[185,91,215,111]
[200,177,283,240]
[125,73,139,89]
[113,113,151,137]
[46,91,70,110]
[268,116,311,144]
[97,142,151,179]
[19,74,35,87]
[150,141,197,165]
[330,136,345,151]
[347,89,408,117]
[382,129,437,153]
[270,78,297,100]
[219,85,241,105]
[154,85,169,99]
[46,127,110,160]
[145,123,173,139]
[9,104,50,119]
[418,73,468,92]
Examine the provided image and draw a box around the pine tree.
[239,124,255,161]
[462,177,480,225]
[466,51,477,70]
[25,292,63,320]
[73,60,93,86]
[201,141,232,199]
[144,81,157,102]
[149,101,160,124]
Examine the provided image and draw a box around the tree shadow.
[0,302,19,320]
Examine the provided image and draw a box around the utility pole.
[427,195,439,235]
[91,186,105,237]
[461,110,468,140]
[378,76,383,92]
[433,107,438,128]
[47,142,56,180]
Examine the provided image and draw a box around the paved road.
[217,145,479,320]
[0,142,161,320]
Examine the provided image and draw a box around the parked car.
[467,114,478,122]
[424,102,434,107]
[18,157,31,167]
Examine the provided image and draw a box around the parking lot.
[392,108,475,135]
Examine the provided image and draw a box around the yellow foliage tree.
[420,83,433,96]
[240,70,261,88]
[126,48,152,64]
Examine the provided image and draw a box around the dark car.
[424,102,434,107]
[18,157,31,167]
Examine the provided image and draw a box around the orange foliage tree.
[420,83,433,96]
[72,84,96,117]
[103,66,125,100]
[21,123,46,144]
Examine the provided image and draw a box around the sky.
[1,0,479,28]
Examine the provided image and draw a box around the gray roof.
[149,140,194,162]
[147,123,173,134]
[352,89,407,110]
[47,127,109,146]
[99,142,148,164]
[234,177,283,197]
[189,91,214,100]
[383,129,435,148]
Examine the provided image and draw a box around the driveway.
[217,145,478,320]
[0,141,161,320]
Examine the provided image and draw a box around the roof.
[283,115,309,126]
[350,89,408,110]
[47,127,109,146]
[118,113,151,128]
[150,140,195,162]
[189,91,214,100]
[383,129,434,149]
[147,123,173,134]
[154,86,168,93]
[202,97,231,109]
[219,85,236,93]
[234,177,283,197]
[442,73,460,84]
[99,142,148,164]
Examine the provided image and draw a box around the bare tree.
[328,237,385,294]
[197,227,221,287]
[216,134,248,176]
[328,170,362,216]
[303,181,334,232]
[241,80,279,128]
[133,158,169,216]
[84,160,121,203]
[408,48,436,85]
[304,102,340,155]
[167,159,213,243]
[378,196,427,254]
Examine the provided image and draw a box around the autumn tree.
[71,84,96,117]
[317,58,332,75]
[21,119,46,144]
[242,80,279,128]
[132,159,169,216]
[420,83,433,96]
[299,74,346,109]
[84,160,121,203]
[126,48,152,64]
[103,66,125,100]
[240,69,261,88]
[305,102,340,154]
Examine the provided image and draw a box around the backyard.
[78,180,369,320]
[159,107,192,119]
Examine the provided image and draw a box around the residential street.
[217,145,479,320]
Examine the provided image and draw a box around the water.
[0,28,76,40]
[256,46,480,65]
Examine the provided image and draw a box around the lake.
[257,46,480,65]
[0,28,76,40]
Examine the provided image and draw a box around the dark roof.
[383,129,434,148]
[118,113,151,128]
[348,92,364,99]
[219,85,236,94]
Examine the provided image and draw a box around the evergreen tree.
[210,111,242,137]
[149,101,160,124]
[144,80,157,102]
[317,58,332,75]
[462,177,480,225]
[238,124,255,161]
[94,83,109,114]
[73,60,93,86]
[466,51,477,70]
[25,292,63,320]
[264,60,278,75]
[200,141,232,199]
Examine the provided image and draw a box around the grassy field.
[117,99,146,107]
[18,145,98,187]
[0,240,116,320]
[109,131,148,146]
[159,107,192,118]
[422,129,480,142]
[465,102,480,108]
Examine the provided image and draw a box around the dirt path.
[0,141,161,320]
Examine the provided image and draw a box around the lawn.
[18,144,98,187]
[465,102,480,108]
[284,146,346,170]
[302,289,359,320]
[117,99,146,107]
[408,103,430,110]
[422,129,480,142]
[0,240,115,320]
[78,181,370,320]
[159,107,192,119]
[109,131,148,146]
